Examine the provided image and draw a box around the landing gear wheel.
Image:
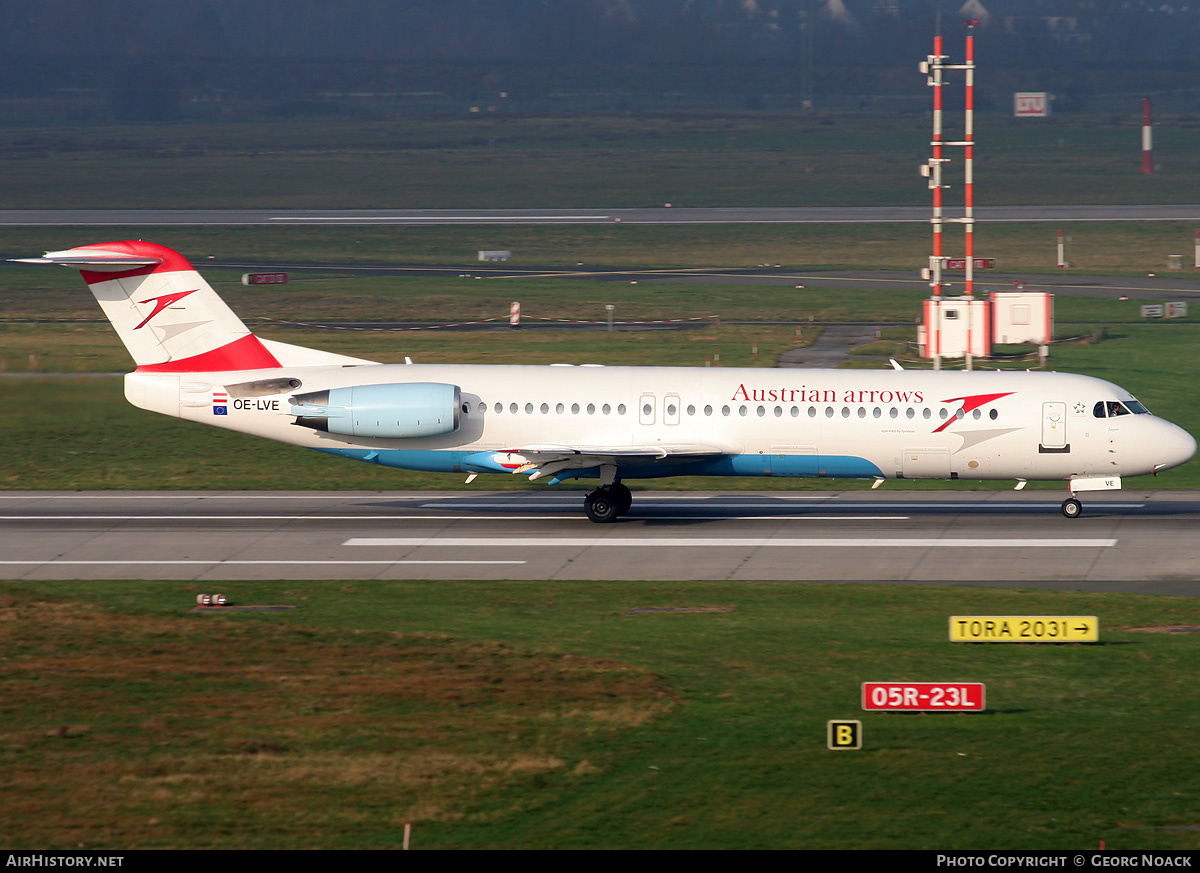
[1061,497,1082,519]
[610,483,633,517]
[585,489,620,523]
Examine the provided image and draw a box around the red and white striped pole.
[963,21,977,369]
[963,21,975,300]
[1142,98,1154,175]
[931,33,944,298]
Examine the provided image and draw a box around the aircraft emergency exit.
[15,241,1196,521]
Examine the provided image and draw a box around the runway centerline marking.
[344,537,1117,549]
[0,514,908,521]
[0,560,526,566]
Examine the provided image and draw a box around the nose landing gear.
[584,482,633,523]
[1061,497,1082,519]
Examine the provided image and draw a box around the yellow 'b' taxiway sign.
[950,616,1098,643]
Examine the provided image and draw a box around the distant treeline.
[1,0,1197,122]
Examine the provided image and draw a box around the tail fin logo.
[134,289,198,330]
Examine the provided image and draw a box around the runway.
[2,205,1200,226]
[3,490,1198,594]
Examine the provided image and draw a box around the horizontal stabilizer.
[12,250,163,271]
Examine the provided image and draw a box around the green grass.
[3,113,1200,209]
[6,221,1200,275]
[3,579,1199,849]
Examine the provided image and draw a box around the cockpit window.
[1094,399,1150,418]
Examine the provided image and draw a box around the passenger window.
[617,404,626,415]
[841,407,850,419]
[889,408,898,419]
[687,405,696,416]
[756,406,765,417]
[704,405,713,416]
[556,403,565,414]
[906,408,915,419]
[495,402,503,414]
[540,403,549,414]
[790,406,799,418]
[571,403,580,414]
[587,403,595,414]
[857,407,866,419]
[602,404,611,415]
[825,407,834,418]
[775,406,783,418]
[808,406,817,418]
[722,406,730,416]
[524,403,533,414]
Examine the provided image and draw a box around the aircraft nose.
[1156,422,1197,473]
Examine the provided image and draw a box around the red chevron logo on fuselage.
[933,392,1015,433]
[134,289,197,330]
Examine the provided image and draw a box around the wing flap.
[461,440,735,482]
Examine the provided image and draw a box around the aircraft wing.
[470,441,736,482]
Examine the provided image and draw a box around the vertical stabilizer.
[14,241,280,372]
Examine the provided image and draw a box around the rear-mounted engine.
[289,382,460,439]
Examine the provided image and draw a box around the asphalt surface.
[3,490,1198,594]
[3,205,1200,226]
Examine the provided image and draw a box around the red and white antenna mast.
[921,20,981,369]
[1142,98,1154,175]
[963,21,976,300]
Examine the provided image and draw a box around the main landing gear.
[584,482,633,523]
[1061,497,1082,519]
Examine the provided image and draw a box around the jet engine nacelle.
[290,382,461,439]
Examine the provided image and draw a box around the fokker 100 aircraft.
[16,241,1196,521]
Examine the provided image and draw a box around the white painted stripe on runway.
[344,537,1117,548]
[270,215,611,222]
[0,514,907,522]
[420,496,836,505]
[0,560,526,566]
[0,515,572,521]
[0,494,423,500]
[421,500,1146,510]
[418,501,839,510]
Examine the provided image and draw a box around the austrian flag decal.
[212,391,228,415]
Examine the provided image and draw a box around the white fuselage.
[124,362,1196,487]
